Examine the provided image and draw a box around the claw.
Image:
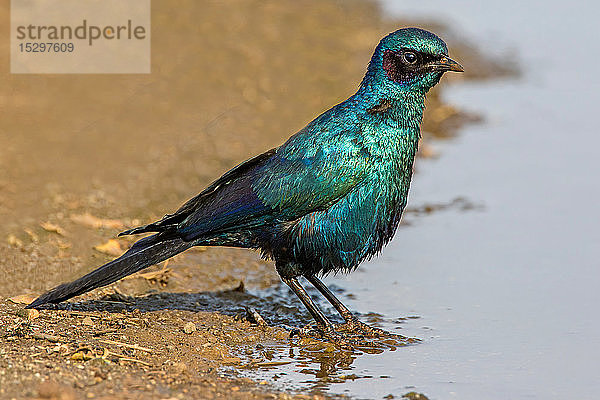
[334,318,421,346]
[336,318,402,338]
[289,319,418,351]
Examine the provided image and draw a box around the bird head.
[362,28,463,95]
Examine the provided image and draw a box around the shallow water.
[247,1,600,398]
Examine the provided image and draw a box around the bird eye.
[403,51,418,64]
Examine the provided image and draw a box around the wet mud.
[0,0,508,398]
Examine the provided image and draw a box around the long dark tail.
[26,233,192,309]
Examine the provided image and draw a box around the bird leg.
[282,277,332,328]
[304,274,404,339]
[281,277,353,348]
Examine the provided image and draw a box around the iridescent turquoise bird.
[27,28,463,341]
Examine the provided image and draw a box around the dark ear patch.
[382,49,440,84]
[382,50,409,83]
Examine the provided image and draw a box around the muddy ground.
[0,0,512,398]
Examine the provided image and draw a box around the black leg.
[282,276,358,348]
[305,274,407,340]
[281,277,333,330]
[304,274,356,323]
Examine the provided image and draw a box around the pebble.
[183,322,196,334]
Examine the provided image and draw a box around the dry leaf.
[71,350,94,361]
[8,294,37,304]
[7,234,23,248]
[24,228,39,243]
[40,222,65,236]
[70,213,125,230]
[94,239,124,256]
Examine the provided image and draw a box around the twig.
[98,339,152,353]
[106,350,151,366]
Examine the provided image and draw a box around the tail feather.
[26,233,192,309]
[118,225,156,236]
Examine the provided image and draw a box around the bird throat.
[367,93,425,133]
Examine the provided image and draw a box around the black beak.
[432,55,464,73]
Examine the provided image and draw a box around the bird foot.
[335,318,420,345]
[289,323,358,350]
[289,320,418,350]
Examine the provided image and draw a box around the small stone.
[402,393,429,400]
[183,322,196,334]
[82,316,94,326]
[26,309,40,320]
